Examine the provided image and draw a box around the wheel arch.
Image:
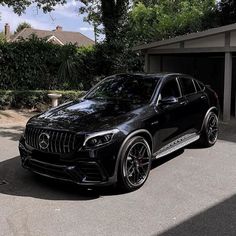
[200,106,219,133]
[113,129,153,182]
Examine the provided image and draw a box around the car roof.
[113,73,186,79]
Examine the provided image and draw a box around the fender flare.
[113,129,153,181]
[200,106,218,133]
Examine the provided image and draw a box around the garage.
[134,23,236,122]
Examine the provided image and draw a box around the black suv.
[19,73,219,191]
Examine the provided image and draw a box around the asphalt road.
[0,122,236,236]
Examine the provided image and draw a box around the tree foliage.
[15,22,32,33]
[0,32,6,43]
[0,35,142,91]
[0,0,66,14]
[79,0,129,42]
[218,0,236,25]
[0,36,90,90]
[127,0,217,45]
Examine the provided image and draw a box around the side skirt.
[153,133,200,159]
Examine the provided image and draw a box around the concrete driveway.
[0,114,236,236]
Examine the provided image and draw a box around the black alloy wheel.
[199,112,219,147]
[118,136,152,192]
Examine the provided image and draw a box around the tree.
[0,0,66,15]
[15,22,32,33]
[218,0,236,25]
[127,0,217,45]
[0,32,6,43]
[79,0,129,42]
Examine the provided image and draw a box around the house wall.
[230,31,236,46]
[184,34,225,48]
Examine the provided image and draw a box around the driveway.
[0,112,236,236]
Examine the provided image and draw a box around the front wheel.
[199,112,219,147]
[118,136,152,192]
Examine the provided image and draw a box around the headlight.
[83,129,119,148]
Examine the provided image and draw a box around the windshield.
[85,75,160,104]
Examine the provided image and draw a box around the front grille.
[25,127,83,154]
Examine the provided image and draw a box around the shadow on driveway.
[0,156,103,201]
[0,126,24,142]
[0,150,185,201]
[157,194,236,236]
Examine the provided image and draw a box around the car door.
[178,77,209,132]
[151,76,189,153]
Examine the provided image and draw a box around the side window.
[160,78,181,99]
[179,77,196,96]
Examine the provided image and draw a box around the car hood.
[28,99,145,132]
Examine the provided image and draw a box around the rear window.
[179,77,196,96]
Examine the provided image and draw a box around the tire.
[199,111,219,147]
[117,136,152,192]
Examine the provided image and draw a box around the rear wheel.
[199,112,219,147]
[118,136,152,192]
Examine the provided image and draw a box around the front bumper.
[19,136,122,186]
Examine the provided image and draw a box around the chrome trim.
[25,127,78,154]
[176,77,183,97]
[192,79,197,93]
[63,132,67,153]
[38,132,50,150]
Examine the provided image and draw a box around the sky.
[0,0,95,40]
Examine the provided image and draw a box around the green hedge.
[0,37,143,91]
[0,90,85,110]
[0,37,100,90]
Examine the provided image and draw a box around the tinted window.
[160,78,180,99]
[86,75,160,104]
[179,77,196,95]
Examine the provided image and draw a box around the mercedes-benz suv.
[19,73,220,191]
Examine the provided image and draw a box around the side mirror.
[158,96,178,106]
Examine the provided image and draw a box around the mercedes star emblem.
[39,133,50,150]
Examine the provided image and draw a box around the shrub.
[0,37,144,91]
[0,90,85,110]
[0,37,99,90]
